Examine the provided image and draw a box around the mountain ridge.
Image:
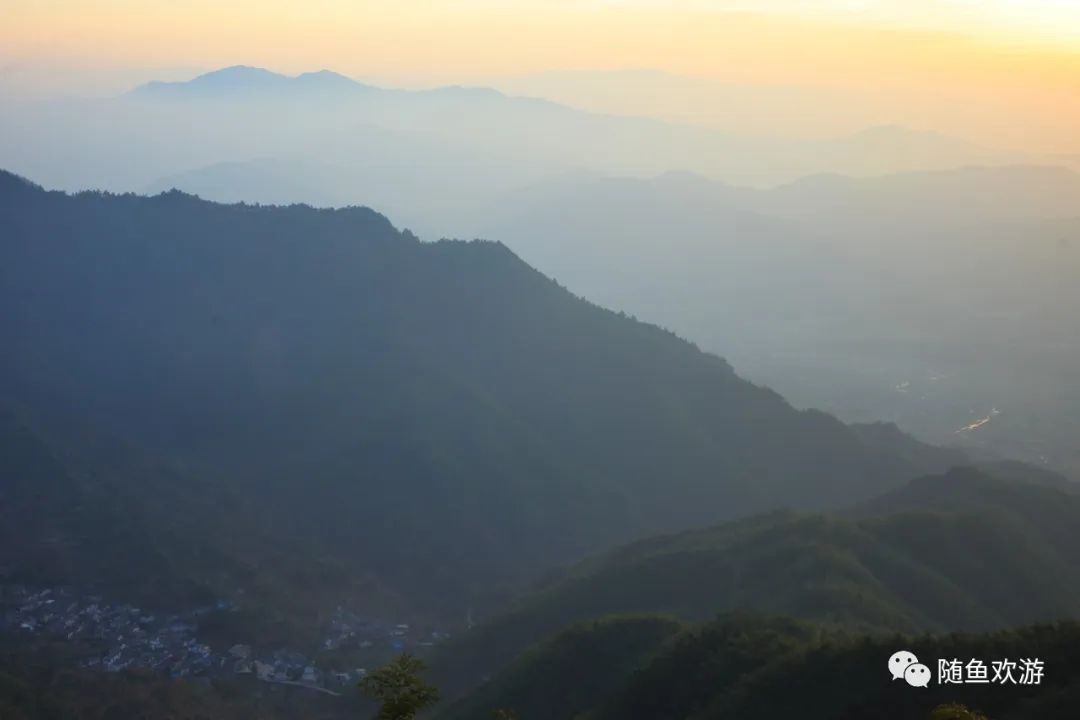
[440,613,1080,720]
[130,65,376,97]
[430,464,1080,699]
[128,65,512,104]
[0,170,961,633]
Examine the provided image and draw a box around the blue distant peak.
[132,66,371,96]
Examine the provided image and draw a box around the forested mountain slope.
[439,613,1080,720]
[0,170,959,628]
[433,466,1080,697]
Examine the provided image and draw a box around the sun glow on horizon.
[2,1,1080,152]
[8,1,1080,66]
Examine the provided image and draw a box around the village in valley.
[0,585,445,695]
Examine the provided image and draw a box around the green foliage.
[593,614,828,720]
[438,616,682,720]
[695,622,1080,720]
[359,654,440,720]
[441,617,1080,720]
[433,467,1080,700]
[929,704,990,720]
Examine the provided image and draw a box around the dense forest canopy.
[437,613,1080,720]
[430,465,1080,699]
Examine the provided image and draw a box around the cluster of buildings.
[1,586,216,676]
[322,605,447,654]
[0,585,445,694]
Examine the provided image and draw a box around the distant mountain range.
[0,64,1024,207]
[132,66,374,98]
[0,170,963,634]
[468,165,1080,475]
[100,71,1080,474]
[129,65,509,105]
[487,68,1051,156]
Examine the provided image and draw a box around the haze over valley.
[3,2,1080,718]
[4,64,1076,476]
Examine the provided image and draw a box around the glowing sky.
[2,1,1079,151]
[6,1,1080,76]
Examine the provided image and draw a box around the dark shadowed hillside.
[0,410,227,609]
[433,466,1080,698]
[680,621,1080,720]
[0,169,959,631]
[438,612,1080,720]
[436,614,820,720]
[605,619,1080,720]
[437,615,687,720]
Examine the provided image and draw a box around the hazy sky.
[3,1,1080,151]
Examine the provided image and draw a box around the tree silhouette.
[359,654,440,720]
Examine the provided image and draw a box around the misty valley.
[5,67,1078,479]
[2,35,1080,720]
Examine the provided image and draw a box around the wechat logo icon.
[890,650,930,687]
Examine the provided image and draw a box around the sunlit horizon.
[3,1,1080,152]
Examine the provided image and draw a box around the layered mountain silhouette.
[468,166,1080,475]
[432,465,1080,700]
[438,613,1080,720]
[132,66,374,99]
[0,65,1026,208]
[0,170,960,631]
